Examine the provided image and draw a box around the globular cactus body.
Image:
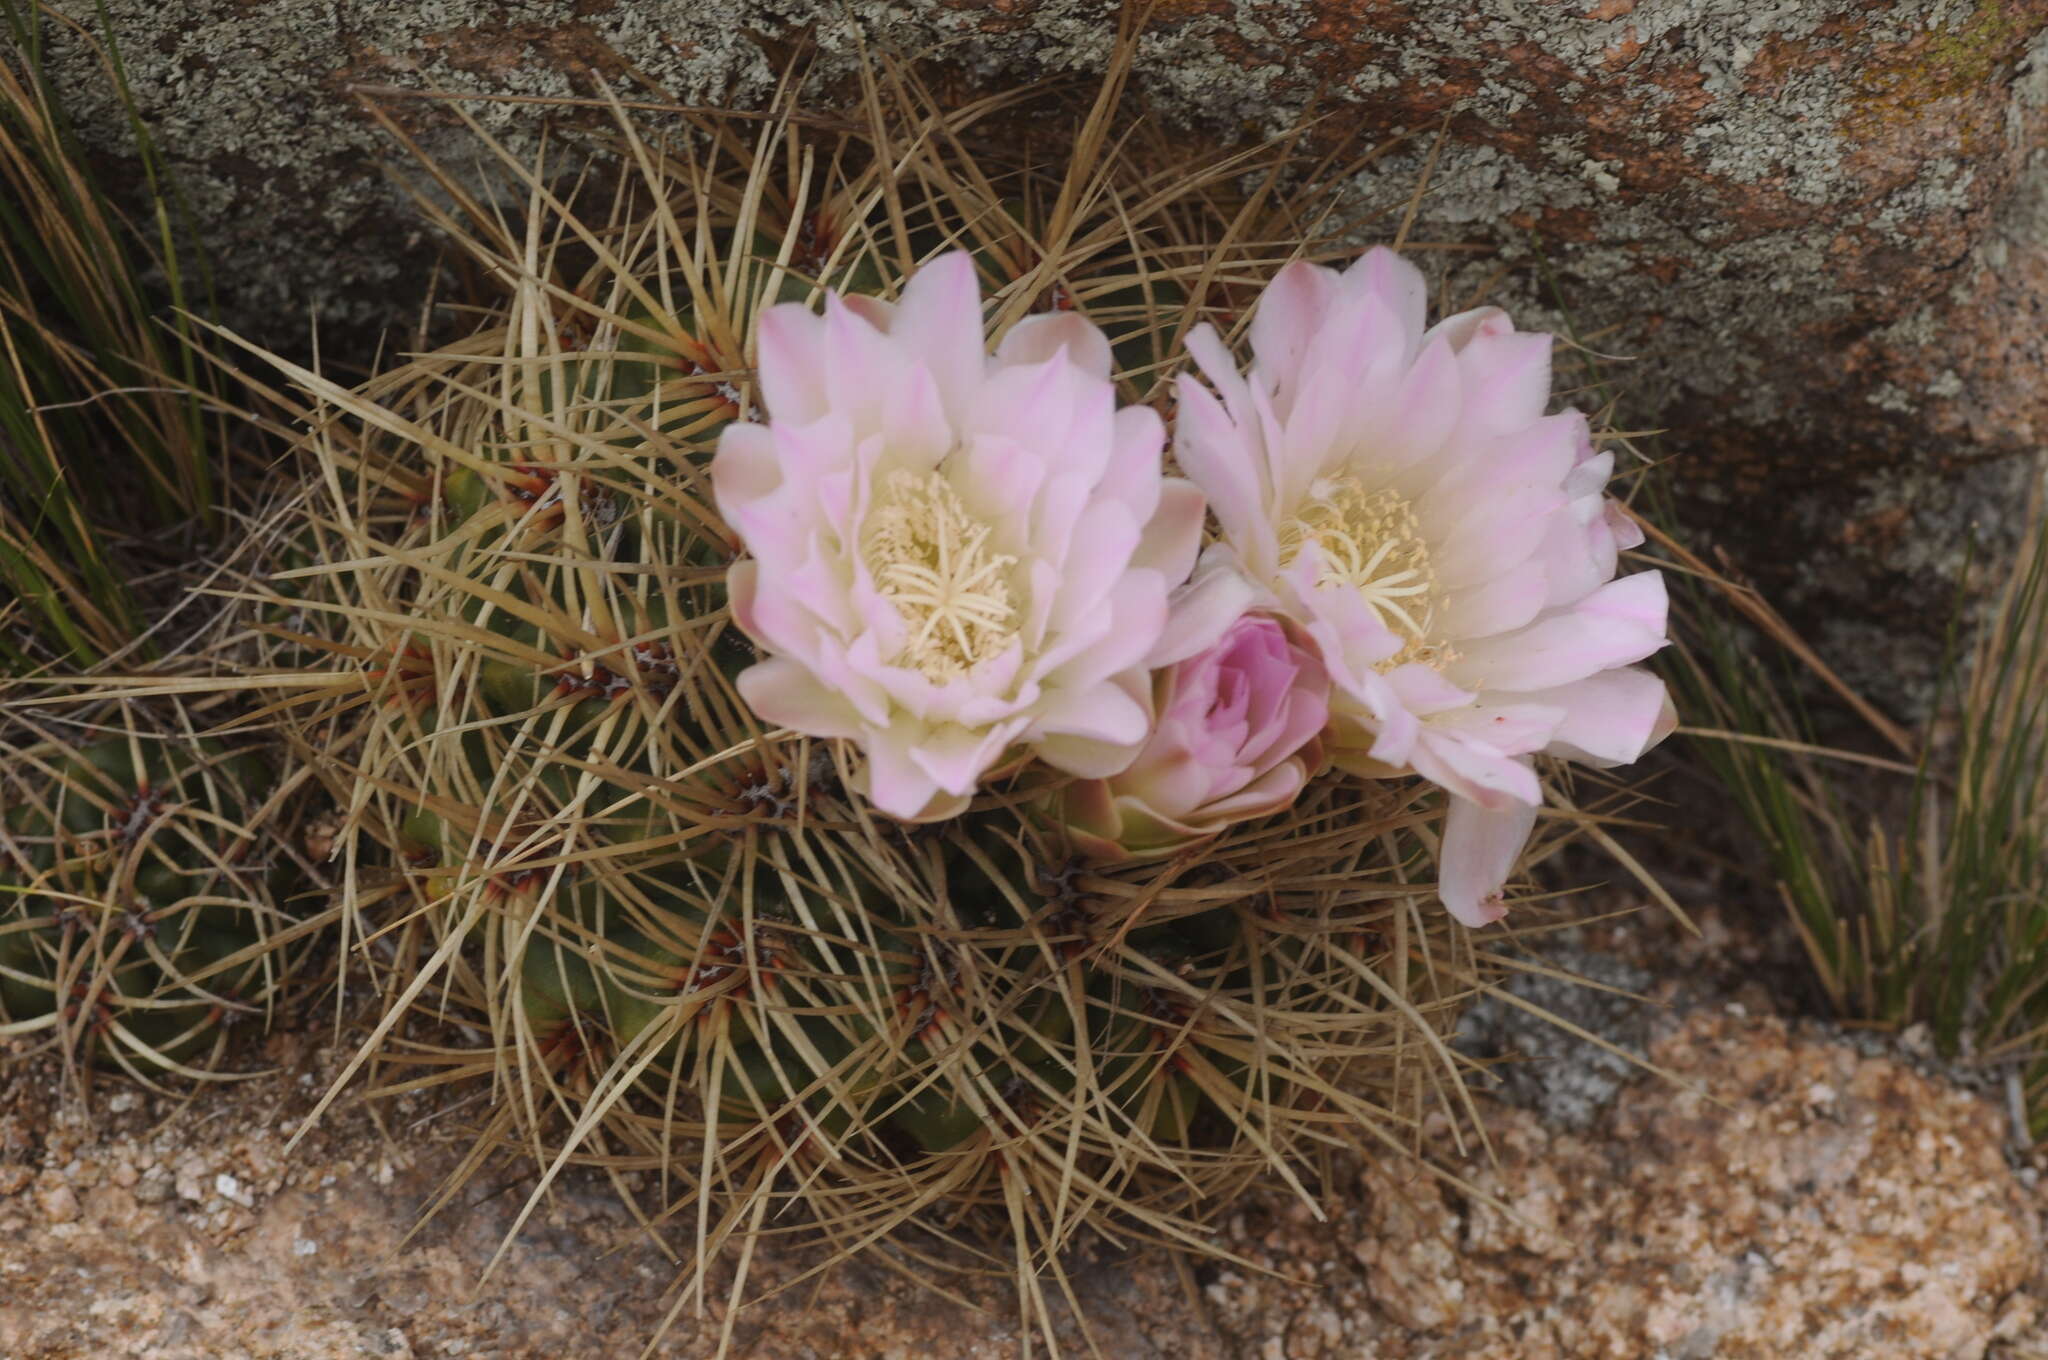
[0,728,309,1077]
[259,83,1488,1348]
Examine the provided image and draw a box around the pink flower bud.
[1052,611,1329,859]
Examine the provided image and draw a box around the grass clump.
[0,0,229,670]
[0,2,336,1098]
[1662,482,2048,1131]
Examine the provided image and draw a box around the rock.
[6,1000,2045,1358]
[1457,938,1654,1129]
[34,1179,79,1225]
[1206,1007,2044,1359]
[1202,1,2048,711]
[27,1,2048,707]
[0,1046,1222,1359]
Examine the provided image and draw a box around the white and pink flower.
[1172,247,1674,926]
[1049,608,1330,859]
[711,251,1205,822]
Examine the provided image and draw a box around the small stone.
[214,1173,254,1208]
[37,1183,80,1224]
[1994,1292,2039,1339]
[302,809,342,862]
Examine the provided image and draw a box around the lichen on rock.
[35,0,2048,707]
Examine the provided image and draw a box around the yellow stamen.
[1281,477,1452,670]
[862,468,1020,681]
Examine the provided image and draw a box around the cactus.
[0,715,317,1084]
[257,69,1494,1350]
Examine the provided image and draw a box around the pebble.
[36,1183,79,1225]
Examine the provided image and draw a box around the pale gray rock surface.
[31,0,2048,706]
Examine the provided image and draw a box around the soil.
[4,902,2047,1359]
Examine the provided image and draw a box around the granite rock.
[4,1004,2045,1358]
[29,0,2048,700]
[1207,1007,2044,1359]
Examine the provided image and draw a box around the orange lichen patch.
[1838,503,1913,554]
[1846,0,2037,152]
[1136,0,1233,18]
[1638,254,1687,286]
[1602,28,1644,68]
[411,19,641,87]
[1737,32,1831,102]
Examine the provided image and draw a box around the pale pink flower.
[1173,247,1673,926]
[1050,608,1330,859]
[711,251,1206,822]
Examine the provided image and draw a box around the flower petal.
[998,311,1113,376]
[753,303,837,425]
[1518,666,1673,766]
[908,721,1023,798]
[1449,571,1668,692]
[888,251,986,426]
[1438,795,1536,928]
[1408,728,1544,808]
[1338,247,1428,356]
[1173,372,1279,570]
[859,726,947,822]
[1129,477,1207,592]
[735,655,865,740]
[1150,562,1259,668]
[1033,673,1154,777]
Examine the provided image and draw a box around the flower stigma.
[863,468,1020,681]
[1281,477,1450,668]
